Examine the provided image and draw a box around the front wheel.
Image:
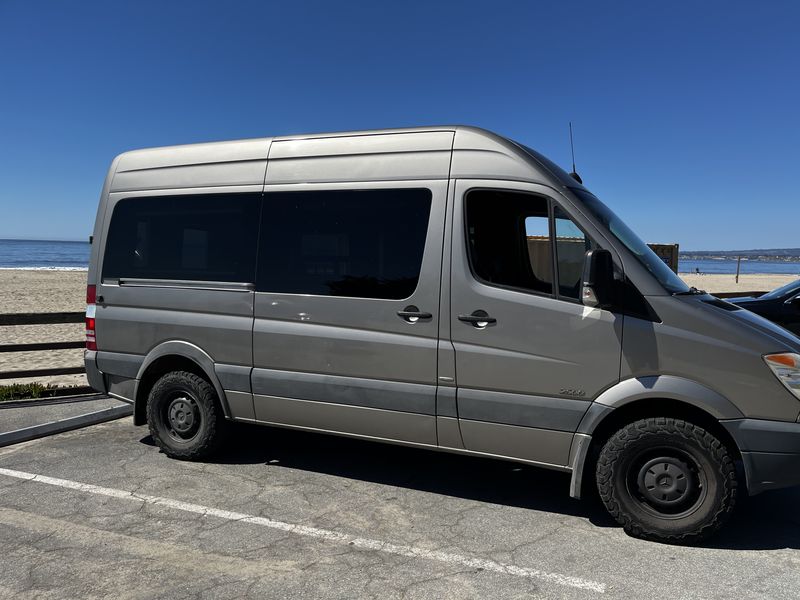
[596,417,738,544]
[146,371,227,460]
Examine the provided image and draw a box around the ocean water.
[1,238,798,275]
[0,239,89,269]
[679,258,800,275]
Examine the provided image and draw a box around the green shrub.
[0,382,61,402]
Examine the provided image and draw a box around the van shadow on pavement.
[141,421,800,552]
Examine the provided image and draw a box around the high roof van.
[86,126,800,544]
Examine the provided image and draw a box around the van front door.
[251,181,447,445]
[449,180,623,466]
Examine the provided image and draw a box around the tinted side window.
[466,190,553,295]
[554,206,592,299]
[257,189,432,299]
[102,194,261,282]
[524,215,553,290]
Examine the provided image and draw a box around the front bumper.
[723,418,800,495]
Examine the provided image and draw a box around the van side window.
[524,215,553,290]
[102,194,260,283]
[554,206,592,299]
[465,190,553,295]
[257,189,432,299]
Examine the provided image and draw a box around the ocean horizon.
[678,258,800,275]
[1,239,799,276]
[0,239,90,270]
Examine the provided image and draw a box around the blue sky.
[1,1,798,250]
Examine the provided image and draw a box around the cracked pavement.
[0,418,798,599]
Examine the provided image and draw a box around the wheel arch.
[133,341,230,426]
[569,376,746,499]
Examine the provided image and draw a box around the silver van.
[85,126,800,544]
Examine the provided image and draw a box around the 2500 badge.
[560,388,586,397]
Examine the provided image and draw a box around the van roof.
[108,125,581,193]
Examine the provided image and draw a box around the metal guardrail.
[0,312,85,381]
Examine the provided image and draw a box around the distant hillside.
[680,248,800,261]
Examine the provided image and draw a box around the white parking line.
[0,466,606,593]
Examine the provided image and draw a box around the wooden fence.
[0,312,85,380]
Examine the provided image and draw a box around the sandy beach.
[0,269,797,389]
[679,273,796,295]
[0,270,87,387]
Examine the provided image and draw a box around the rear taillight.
[86,284,97,351]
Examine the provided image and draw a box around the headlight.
[764,353,800,400]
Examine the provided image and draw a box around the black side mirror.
[581,249,614,309]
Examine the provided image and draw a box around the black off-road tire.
[596,417,738,544]
[146,371,228,460]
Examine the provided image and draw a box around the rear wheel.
[146,371,227,460]
[596,417,738,544]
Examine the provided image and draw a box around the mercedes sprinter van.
[86,126,800,543]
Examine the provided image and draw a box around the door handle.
[458,310,496,328]
[397,305,432,323]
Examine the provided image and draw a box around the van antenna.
[568,122,583,184]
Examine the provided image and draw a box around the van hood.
[692,295,800,352]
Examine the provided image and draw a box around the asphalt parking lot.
[0,418,798,599]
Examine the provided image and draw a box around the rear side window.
[102,194,261,282]
[257,189,432,299]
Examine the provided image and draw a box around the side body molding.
[134,341,234,423]
[568,375,744,499]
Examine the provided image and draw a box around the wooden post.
[735,255,741,284]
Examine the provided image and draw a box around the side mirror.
[581,249,614,309]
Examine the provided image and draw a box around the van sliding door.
[250,181,448,445]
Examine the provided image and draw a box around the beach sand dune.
[0,269,797,389]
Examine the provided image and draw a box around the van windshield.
[573,190,690,294]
